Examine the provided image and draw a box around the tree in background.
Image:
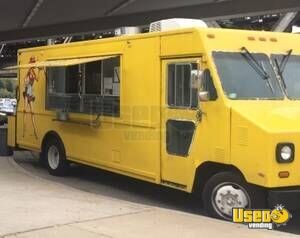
[0,80,4,89]
[6,80,14,93]
[0,78,17,98]
[0,88,12,98]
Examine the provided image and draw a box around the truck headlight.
[276,143,295,163]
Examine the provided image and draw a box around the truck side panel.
[16,37,161,183]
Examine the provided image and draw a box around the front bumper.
[268,188,300,210]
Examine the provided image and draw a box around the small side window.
[166,120,195,156]
[167,63,198,108]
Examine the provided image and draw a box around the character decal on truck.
[23,56,38,139]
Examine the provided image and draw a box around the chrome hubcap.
[48,145,60,170]
[212,183,250,220]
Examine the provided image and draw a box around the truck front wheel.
[202,172,266,220]
[44,137,69,176]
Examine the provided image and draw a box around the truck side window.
[47,65,81,95]
[85,61,102,95]
[66,65,81,94]
[166,120,195,156]
[47,65,81,113]
[47,67,66,94]
[167,63,198,108]
[102,57,120,97]
[101,57,120,116]
[47,56,120,117]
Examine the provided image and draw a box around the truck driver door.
[161,58,201,188]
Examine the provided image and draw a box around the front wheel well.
[192,162,246,195]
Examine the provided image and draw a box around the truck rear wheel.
[44,137,69,176]
[202,172,266,220]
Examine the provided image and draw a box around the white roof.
[150,18,208,32]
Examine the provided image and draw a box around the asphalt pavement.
[10,151,300,236]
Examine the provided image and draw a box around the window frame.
[45,55,121,117]
[166,119,196,157]
[166,61,199,110]
[84,60,102,96]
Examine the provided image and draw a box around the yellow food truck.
[6,20,300,220]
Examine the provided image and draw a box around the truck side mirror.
[198,91,209,102]
[199,69,217,102]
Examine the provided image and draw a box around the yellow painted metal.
[7,116,16,147]
[9,27,300,193]
[160,57,230,191]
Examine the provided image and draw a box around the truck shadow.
[15,152,201,214]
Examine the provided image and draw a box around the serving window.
[46,56,120,117]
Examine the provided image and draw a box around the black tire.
[44,137,69,176]
[202,171,266,220]
[38,152,47,167]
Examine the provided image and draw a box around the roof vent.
[149,18,208,32]
[115,27,141,36]
[292,25,300,34]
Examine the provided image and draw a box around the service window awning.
[4,55,117,70]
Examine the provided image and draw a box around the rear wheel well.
[192,162,245,196]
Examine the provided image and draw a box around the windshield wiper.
[240,47,274,94]
[279,49,293,73]
[273,49,293,90]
